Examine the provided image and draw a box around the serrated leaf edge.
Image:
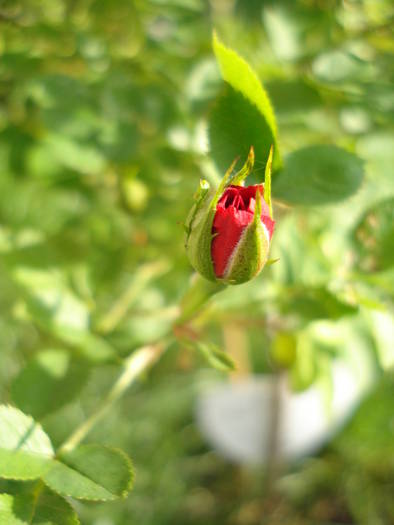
[43,445,134,502]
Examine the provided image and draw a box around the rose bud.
[185,146,275,285]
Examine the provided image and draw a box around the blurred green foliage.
[0,0,393,523]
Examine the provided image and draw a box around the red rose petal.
[212,206,254,277]
[212,184,275,277]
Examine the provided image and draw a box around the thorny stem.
[57,342,166,455]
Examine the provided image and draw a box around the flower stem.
[96,260,169,334]
[176,273,226,325]
[57,342,166,455]
[58,273,224,456]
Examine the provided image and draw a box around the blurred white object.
[196,363,372,465]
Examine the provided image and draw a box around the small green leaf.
[43,445,134,501]
[273,145,364,205]
[210,34,280,174]
[12,349,90,420]
[0,406,54,481]
[197,342,236,372]
[0,489,79,524]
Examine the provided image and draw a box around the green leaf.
[196,342,236,372]
[0,407,134,502]
[9,266,117,364]
[0,451,51,482]
[0,490,80,525]
[281,287,358,321]
[273,145,364,205]
[266,80,321,115]
[11,349,90,421]
[0,406,54,480]
[212,34,278,145]
[43,445,134,501]
[209,33,280,174]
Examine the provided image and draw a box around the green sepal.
[265,257,279,266]
[194,178,210,203]
[184,179,217,282]
[214,155,239,202]
[185,154,243,282]
[184,179,211,244]
[264,145,273,218]
[229,146,255,186]
[221,188,270,284]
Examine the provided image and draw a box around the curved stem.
[96,260,170,334]
[58,273,225,456]
[57,342,166,455]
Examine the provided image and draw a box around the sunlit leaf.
[0,407,134,502]
[43,445,134,501]
[209,33,280,174]
[0,406,54,480]
[0,490,80,525]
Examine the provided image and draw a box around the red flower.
[211,185,275,278]
[185,146,276,284]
